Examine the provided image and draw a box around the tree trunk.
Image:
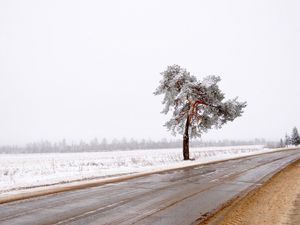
[183,115,190,160]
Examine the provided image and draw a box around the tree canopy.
[154,65,247,139]
[291,127,300,146]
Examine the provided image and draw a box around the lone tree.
[291,127,300,146]
[154,65,246,160]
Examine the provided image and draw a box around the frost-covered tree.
[285,134,291,146]
[291,127,300,146]
[154,65,247,160]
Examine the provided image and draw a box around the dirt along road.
[201,158,300,225]
[0,149,300,225]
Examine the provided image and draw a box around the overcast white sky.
[0,0,299,145]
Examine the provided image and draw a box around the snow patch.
[0,145,289,193]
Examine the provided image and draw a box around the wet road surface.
[0,149,300,225]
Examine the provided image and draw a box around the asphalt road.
[1,149,300,225]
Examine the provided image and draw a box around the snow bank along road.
[0,145,267,192]
[0,149,299,225]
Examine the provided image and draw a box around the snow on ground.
[0,145,286,193]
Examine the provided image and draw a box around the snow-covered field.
[0,145,286,193]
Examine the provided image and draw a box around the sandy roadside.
[201,159,300,225]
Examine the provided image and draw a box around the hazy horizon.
[0,136,269,148]
[1,0,299,146]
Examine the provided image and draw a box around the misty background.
[0,0,299,147]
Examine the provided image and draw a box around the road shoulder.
[201,159,300,225]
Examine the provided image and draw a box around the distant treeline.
[0,138,274,154]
